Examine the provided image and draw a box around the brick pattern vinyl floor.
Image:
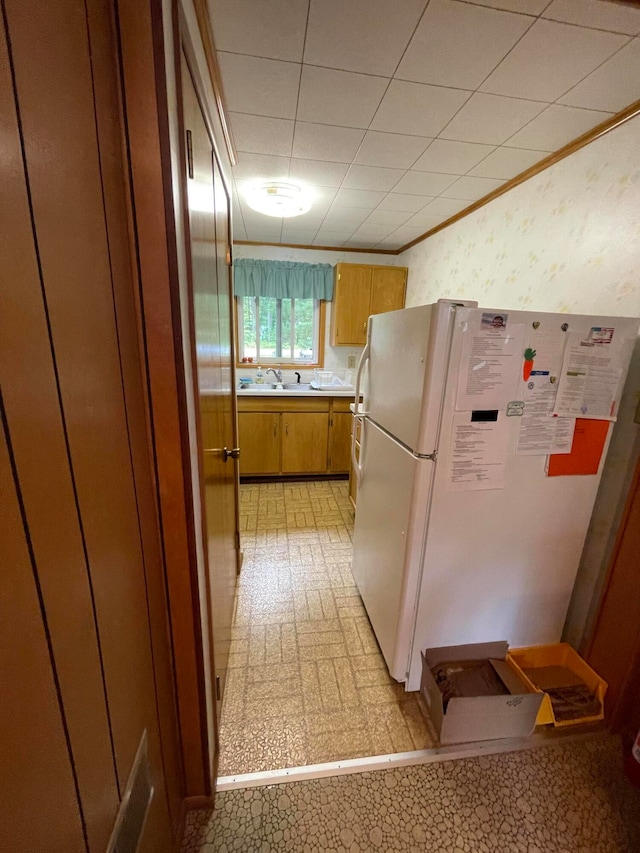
[217,480,434,776]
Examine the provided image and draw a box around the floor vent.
[107,731,154,853]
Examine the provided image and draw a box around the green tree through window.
[238,296,320,363]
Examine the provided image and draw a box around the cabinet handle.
[273,423,277,437]
[285,423,289,436]
[223,446,240,462]
[363,321,366,331]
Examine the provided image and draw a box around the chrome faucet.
[265,367,282,383]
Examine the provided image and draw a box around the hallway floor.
[183,735,640,852]
[217,480,434,777]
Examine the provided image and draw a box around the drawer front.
[238,396,329,413]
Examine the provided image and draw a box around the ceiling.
[208,0,640,252]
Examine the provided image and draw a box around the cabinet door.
[331,264,372,346]
[282,412,329,474]
[238,412,280,475]
[370,267,406,315]
[329,411,352,473]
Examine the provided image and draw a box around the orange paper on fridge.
[547,418,610,477]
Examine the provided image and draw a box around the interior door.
[182,56,239,713]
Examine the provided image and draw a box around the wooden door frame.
[115,0,211,799]
[114,0,241,802]
[586,457,640,741]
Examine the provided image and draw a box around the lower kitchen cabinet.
[237,412,280,475]
[329,411,352,474]
[237,396,353,477]
[282,413,328,474]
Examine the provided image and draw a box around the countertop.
[237,386,356,398]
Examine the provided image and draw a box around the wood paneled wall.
[0,0,188,848]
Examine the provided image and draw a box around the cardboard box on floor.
[421,641,543,745]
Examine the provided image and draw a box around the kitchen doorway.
[217,478,434,776]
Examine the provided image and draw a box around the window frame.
[234,296,326,368]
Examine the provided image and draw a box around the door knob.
[223,446,240,461]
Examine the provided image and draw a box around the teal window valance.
[233,258,334,301]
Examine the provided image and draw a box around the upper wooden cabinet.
[330,263,407,346]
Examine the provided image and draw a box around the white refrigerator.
[351,301,638,692]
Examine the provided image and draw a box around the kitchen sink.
[238,382,314,392]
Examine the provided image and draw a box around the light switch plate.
[347,355,356,369]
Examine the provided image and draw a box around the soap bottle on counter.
[255,366,264,384]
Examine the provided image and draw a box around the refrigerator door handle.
[352,323,371,481]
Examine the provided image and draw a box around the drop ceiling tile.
[280,229,320,244]
[241,209,285,230]
[229,113,294,157]
[392,170,458,196]
[315,227,355,242]
[558,37,640,112]
[397,0,532,89]
[307,186,339,211]
[297,65,388,129]
[382,225,429,245]
[315,223,357,237]
[233,219,248,241]
[374,236,407,249]
[469,146,549,179]
[292,122,365,163]
[288,159,350,188]
[421,196,471,219]
[480,20,628,102]
[441,175,504,200]
[404,207,453,229]
[542,0,640,35]
[232,153,290,182]
[344,237,381,248]
[507,104,613,151]
[350,223,393,240]
[440,92,545,145]
[304,0,428,76]
[333,188,387,208]
[217,53,300,118]
[323,207,370,225]
[313,234,348,247]
[371,80,471,137]
[365,209,413,226]
[245,225,283,241]
[208,0,309,61]
[376,193,435,212]
[353,131,432,169]
[343,165,404,192]
[466,0,548,10]
[413,139,495,174]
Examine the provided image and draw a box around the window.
[237,296,324,365]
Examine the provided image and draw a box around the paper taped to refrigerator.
[516,374,575,455]
[456,320,524,412]
[448,412,509,491]
[552,328,630,420]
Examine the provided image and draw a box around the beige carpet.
[217,480,433,776]
[184,735,640,852]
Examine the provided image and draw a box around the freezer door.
[351,419,427,681]
[367,301,472,455]
[366,305,433,451]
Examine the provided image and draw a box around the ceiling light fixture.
[246,181,312,218]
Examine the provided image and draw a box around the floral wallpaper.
[400,117,640,650]
[401,115,640,318]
